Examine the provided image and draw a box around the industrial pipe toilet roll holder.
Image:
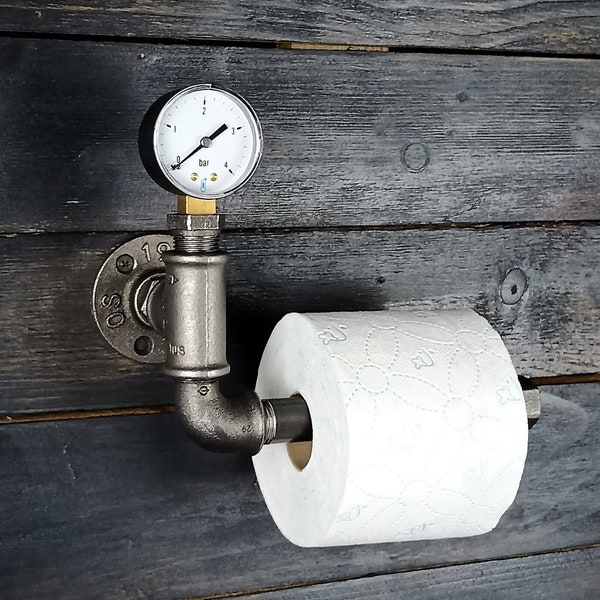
[93,215,312,454]
[92,84,541,455]
[92,213,541,454]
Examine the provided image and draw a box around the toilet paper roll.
[253,309,528,547]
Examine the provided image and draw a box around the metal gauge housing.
[139,84,263,199]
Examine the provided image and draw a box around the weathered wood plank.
[0,227,598,414]
[1,38,599,233]
[0,383,597,599]
[238,546,600,599]
[0,1,598,54]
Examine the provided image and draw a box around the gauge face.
[147,84,262,199]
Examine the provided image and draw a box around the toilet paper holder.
[92,211,541,455]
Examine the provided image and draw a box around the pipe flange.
[92,234,172,364]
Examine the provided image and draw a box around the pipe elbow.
[175,380,266,454]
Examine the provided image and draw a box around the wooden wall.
[0,2,598,598]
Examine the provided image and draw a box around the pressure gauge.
[139,84,263,199]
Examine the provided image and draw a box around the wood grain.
[0,383,597,599]
[0,38,599,233]
[0,227,598,414]
[1,5,597,599]
[238,546,600,599]
[0,1,598,54]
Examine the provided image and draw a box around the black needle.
[171,123,228,170]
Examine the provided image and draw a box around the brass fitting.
[177,195,217,215]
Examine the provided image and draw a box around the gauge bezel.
[139,83,263,199]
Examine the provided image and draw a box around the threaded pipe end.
[173,230,219,253]
[261,399,277,446]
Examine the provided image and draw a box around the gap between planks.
[0,374,597,426]
[1,219,600,239]
[0,29,599,61]
[277,41,389,52]
[0,404,174,425]
[184,541,600,600]
[278,40,600,61]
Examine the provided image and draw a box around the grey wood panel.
[0,1,599,54]
[1,38,599,233]
[0,383,597,599]
[238,546,600,600]
[0,226,598,414]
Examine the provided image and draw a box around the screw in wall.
[116,254,135,274]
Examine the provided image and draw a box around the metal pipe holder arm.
[160,213,311,454]
[176,380,268,454]
[137,213,539,455]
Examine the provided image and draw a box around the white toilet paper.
[253,309,528,547]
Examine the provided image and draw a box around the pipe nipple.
[262,399,277,446]
[172,230,219,253]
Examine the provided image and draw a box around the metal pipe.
[175,382,312,452]
[262,395,312,443]
[162,214,229,380]
[162,213,273,455]
[176,380,267,454]
[145,278,166,334]
[176,379,539,454]
[520,376,542,427]
[159,212,540,456]
[133,273,166,333]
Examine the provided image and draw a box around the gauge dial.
[140,84,262,199]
